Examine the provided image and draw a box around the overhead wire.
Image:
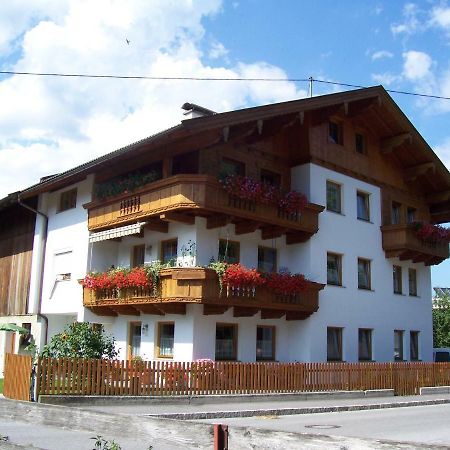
[1,70,450,101]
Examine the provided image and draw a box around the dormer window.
[329,121,343,145]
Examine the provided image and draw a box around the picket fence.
[34,358,450,397]
[3,353,32,401]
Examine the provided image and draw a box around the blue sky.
[0,0,448,287]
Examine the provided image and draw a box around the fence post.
[213,424,228,450]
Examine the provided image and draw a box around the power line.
[1,70,450,101]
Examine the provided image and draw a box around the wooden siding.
[83,267,324,319]
[36,358,450,397]
[381,224,449,265]
[3,353,32,401]
[86,175,324,242]
[0,204,35,315]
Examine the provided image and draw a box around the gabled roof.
[17,85,450,206]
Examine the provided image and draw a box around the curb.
[148,397,450,420]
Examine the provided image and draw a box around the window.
[161,239,178,264]
[327,327,343,361]
[407,207,417,224]
[132,244,145,268]
[326,181,342,213]
[358,258,371,290]
[157,322,175,358]
[19,323,32,348]
[128,322,141,359]
[218,239,240,264]
[408,268,417,296]
[391,202,401,225]
[215,324,237,361]
[260,169,281,187]
[54,250,73,282]
[357,191,370,221]
[410,331,419,361]
[220,157,245,178]
[58,188,77,212]
[327,253,342,286]
[393,265,402,294]
[258,247,277,273]
[394,330,404,361]
[329,121,343,145]
[256,326,275,361]
[355,133,366,154]
[358,329,372,361]
[172,150,199,175]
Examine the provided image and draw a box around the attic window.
[355,133,366,154]
[260,169,281,187]
[220,158,245,178]
[58,188,77,212]
[329,121,343,145]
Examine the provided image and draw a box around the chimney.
[181,102,215,119]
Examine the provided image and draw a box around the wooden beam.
[145,220,169,233]
[286,231,310,245]
[207,214,232,229]
[203,304,229,315]
[380,133,412,154]
[157,303,186,315]
[133,304,164,315]
[260,309,285,319]
[159,212,195,225]
[261,226,286,240]
[109,305,140,316]
[235,221,261,235]
[89,306,118,317]
[404,162,435,181]
[233,307,259,317]
[286,311,310,321]
[426,190,450,204]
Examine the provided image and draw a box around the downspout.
[17,194,49,346]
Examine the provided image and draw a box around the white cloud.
[371,50,394,61]
[209,41,228,60]
[0,0,308,198]
[429,5,450,30]
[402,50,433,80]
[391,3,421,35]
[371,72,401,86]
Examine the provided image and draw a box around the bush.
[41,322,118,359]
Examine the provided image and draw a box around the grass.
[0,379,3,394]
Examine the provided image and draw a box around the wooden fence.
[3,353,32,401]
[35,358,450,397]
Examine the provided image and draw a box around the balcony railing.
[381,224,449,265]
[83,267,324,320]
[85,175,324,243]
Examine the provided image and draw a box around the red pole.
[213,424,228,450]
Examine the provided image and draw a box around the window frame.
[260,169,281,188]
[327,252,343,286]
[156,321,175,359]
[132,244,145,268]
[58,188,77,213]
[358,328,373,361]
[357,258,371,290]
[127,321,142,360]
[394,330,404,361]
[356,190,370,222]
[327,327,343,362]
[328,120,343,145]
[257,246,277,273]
[218,239,240,264]
[408,268,418,296]
[393,265,403,295]
[410,331,419,361]
[391,202,402,225]
[326,180,342,214]
[256,325,276,361]
[161,239,178,265]
[220,157,245,178]
[406,207,417,224]
[355,132,366,155]
[215,323,238,361]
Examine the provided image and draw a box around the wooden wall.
[0,203,36,316]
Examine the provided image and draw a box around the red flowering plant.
[222,263,265,297]
[413,222,450,244]
[221,175,264,202]
[279,191,307,215]
[264,271,309,296]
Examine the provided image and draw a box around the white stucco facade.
[22,162,433,364]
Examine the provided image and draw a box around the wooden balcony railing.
[83,267,324,320]
[381,224,449,266]
[85,175,324,243]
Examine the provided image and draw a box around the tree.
[433,293,450,348]
[41,322,118,359]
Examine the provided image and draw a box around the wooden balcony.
[83,268,324,320]
[85,175,324,243]
[381,224,449,265]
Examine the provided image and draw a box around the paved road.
[198,403,450,447]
